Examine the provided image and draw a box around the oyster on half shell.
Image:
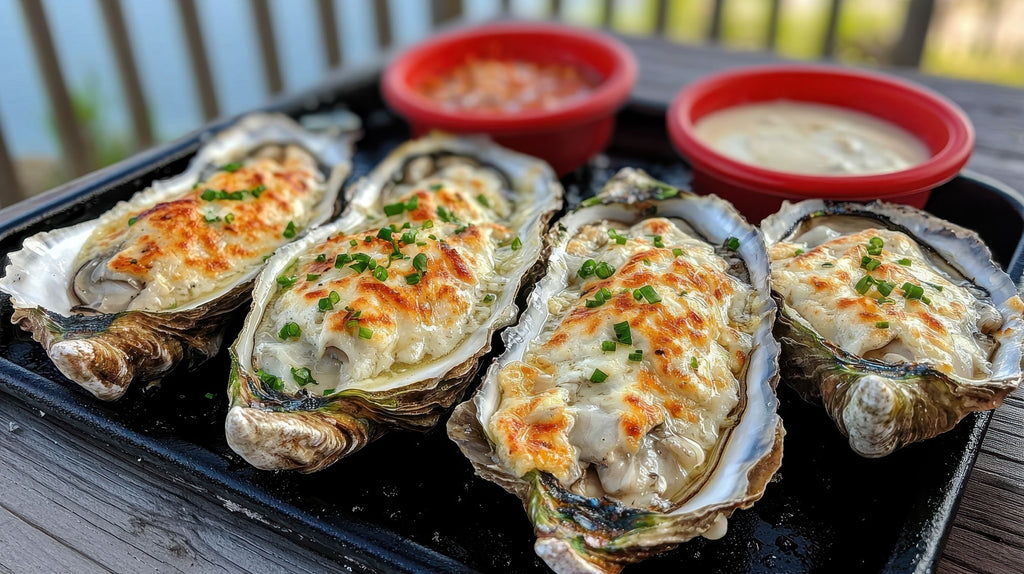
[763,200,1024,457]
[0,113,354,400]
[225,134,563,473]
[448,169,783,574]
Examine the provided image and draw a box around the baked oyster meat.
[0,113,353,400]
[449,169,783,574]
[763,200,1024,457]
[225,135,562,473]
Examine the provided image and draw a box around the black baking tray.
[1,70,1022,574]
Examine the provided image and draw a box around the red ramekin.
[667,65,975,222]
[382,22,637,175]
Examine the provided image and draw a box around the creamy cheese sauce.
[487,219,758,511]
[694,101,930,175]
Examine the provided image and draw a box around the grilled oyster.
[225,134,563,472]
[0,113,354,400]
[763,199,1024,457]
[448,169,783,574]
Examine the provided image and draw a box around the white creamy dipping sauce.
[693,100,931,175]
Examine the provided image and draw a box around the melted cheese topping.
[770,228,999,378]
[74,148,324,312]
[487,219,756,510]
[254,165,514,394]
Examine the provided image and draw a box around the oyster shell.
[225,134,563,472]
[762,199,1024,457]
[448,169,783,574]
[0,113,354,400]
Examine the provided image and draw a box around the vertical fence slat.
[708,0,725,43]
[18,0,92,176]
[654,0,669,36]
[891,0,935,67]
[602,0,614,28]
[317,0,341,68]
[177,0,219,121]
[822,0,843,58]
[97,0,154,149]
[765,0,781,50]
[374,0,392,49]
[431,0,462,26]
[251,0,283,95]
[0,118,25,206]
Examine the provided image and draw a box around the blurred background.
[1,0,1021,205]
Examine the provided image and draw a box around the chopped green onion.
[306,273,320,282]
[607,229,627,245]
[876,321,889,329]
[902,282,925,300]
[201,189,219,201]
[864,257,881,271]
[476,194,491,208]
[405,273,421,285]
[642,258,652,267]
[585,298,603,308]
[595,262,615,279]
[578,259,597,278]
[483,293,495,303]
[690,357,699,370]
[329,291,340,305]
[358,326,373,339]
[875,280,895,297]
[404,196,419,211]
[377,227,393,240]
[596,287,611,302]
[346,319,359,329]
[898,258,912,266]
[429,183,443,192]
[322,388,335,396]
[334,253,351,268]
[511,237,522,251]
[413,253,428,273]
[250,184,266,198]
[373,266,388,282]
[877,296,896,305]
[349,261,368,273]
[613,321,632,345]
[653,235,664,248]
[400,231,417,245]
[204,212,220,223]
[350,239,358,247]
[276,275,298,289]
[656,187,679,200]
[428,234,437,241]
[633,290,643,301]
[256,368,284,391]
[383,202,406,216]
[921,295,931,305]
[821,262,835,268]
[128,216,138,226]
[590,369,608,383]
[628,350,643,362]
[278,322,301,340]
[422,219,434,229]
[222,162,242,172]
[867,246,883,256]
[637,285,661,304]
[725,237,740,251]
[869,236,884,248]
[855,276,874,295]
[318,292,339,311]
[204,392,215,400]
[282,221,296,239]
[315,253,327,263]
[437,206,456,223]
[290,366,316,386]
[601,341,616,352]
[794,249,805,256]
[925,282,944,292]
[672,248,683,257]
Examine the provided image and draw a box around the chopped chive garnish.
[590,369,608,383]
[290,366,316,386]
[128,216,138,226]
[921,295,931,305]
[855,276,874,295]
[898,258,912,266]
[633,289,643,301]
[329,291,340,305]
[315,253,327,263]
[364,236,373,242]
[794,249,805,256]
[377,227,393,240]
[405,273,421,285]
[585,298,603,308]
[601,341,616,352]
[876,280,895,297]
[350,261,368,273]
[250,184,266,198]
[876,321,889,329]
[902,282,924,300]
[690,357,699,370]
[596,287,611,302]
[276,275,298,289]
[877,296,895,304]
[383,202,406,216]
[869,236,884,248]
[417,241,427,246]
[578,259,597,278]
[400,231,417,244]
[483,293,495,303]
[278,322,301,340]
[373,266,388,282]
[867,246,883,256]
[511,237,522,251]
[925,282,944,292]
[349,239,358,247]
[607,229,627,245]
[628,350,643,362]
[638,285,661,303]
[725,237,740,251]
[204,392,215,399]
[318,292,339,311]
[222,162,242,172]
[306,273,320,282]
[595,262,615,279]
[642,258,651,267]
[256,368,284,391]
[429,183,443,192]
[863,257,881,271]
[428,234,438,240]
[476,194,491,208]
[821,262,835,268]
[656,187,679,200]
[334,253,351,268]
[404,196,419,211]
[282,221,296,239]
[413,253,428,273]
[672,248,683,257]
[204,212,220,223]
[437,206,455,223]
[422,219,434,229]
[346,319,359,329]
[201,189,219,201]
[653,235,664,248]
[359,327,373,339]
[322,388,335,396]
[613,321,632,345]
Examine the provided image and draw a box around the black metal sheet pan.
[1,73,1022,574]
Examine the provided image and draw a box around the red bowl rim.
[382,22,638,134]
[666,64,975,199]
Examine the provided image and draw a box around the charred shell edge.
[448,168,783,573]
[762,199,1024,457]
[226,133,564,472]
[0,113,355,400]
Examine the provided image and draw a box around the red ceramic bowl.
[667,65,975,222]
[382,22,637,175]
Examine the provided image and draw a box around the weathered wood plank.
[0,396,355,574]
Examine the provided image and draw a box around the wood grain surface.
[0,35,1021,574]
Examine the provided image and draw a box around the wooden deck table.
[0,35,1021,574]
